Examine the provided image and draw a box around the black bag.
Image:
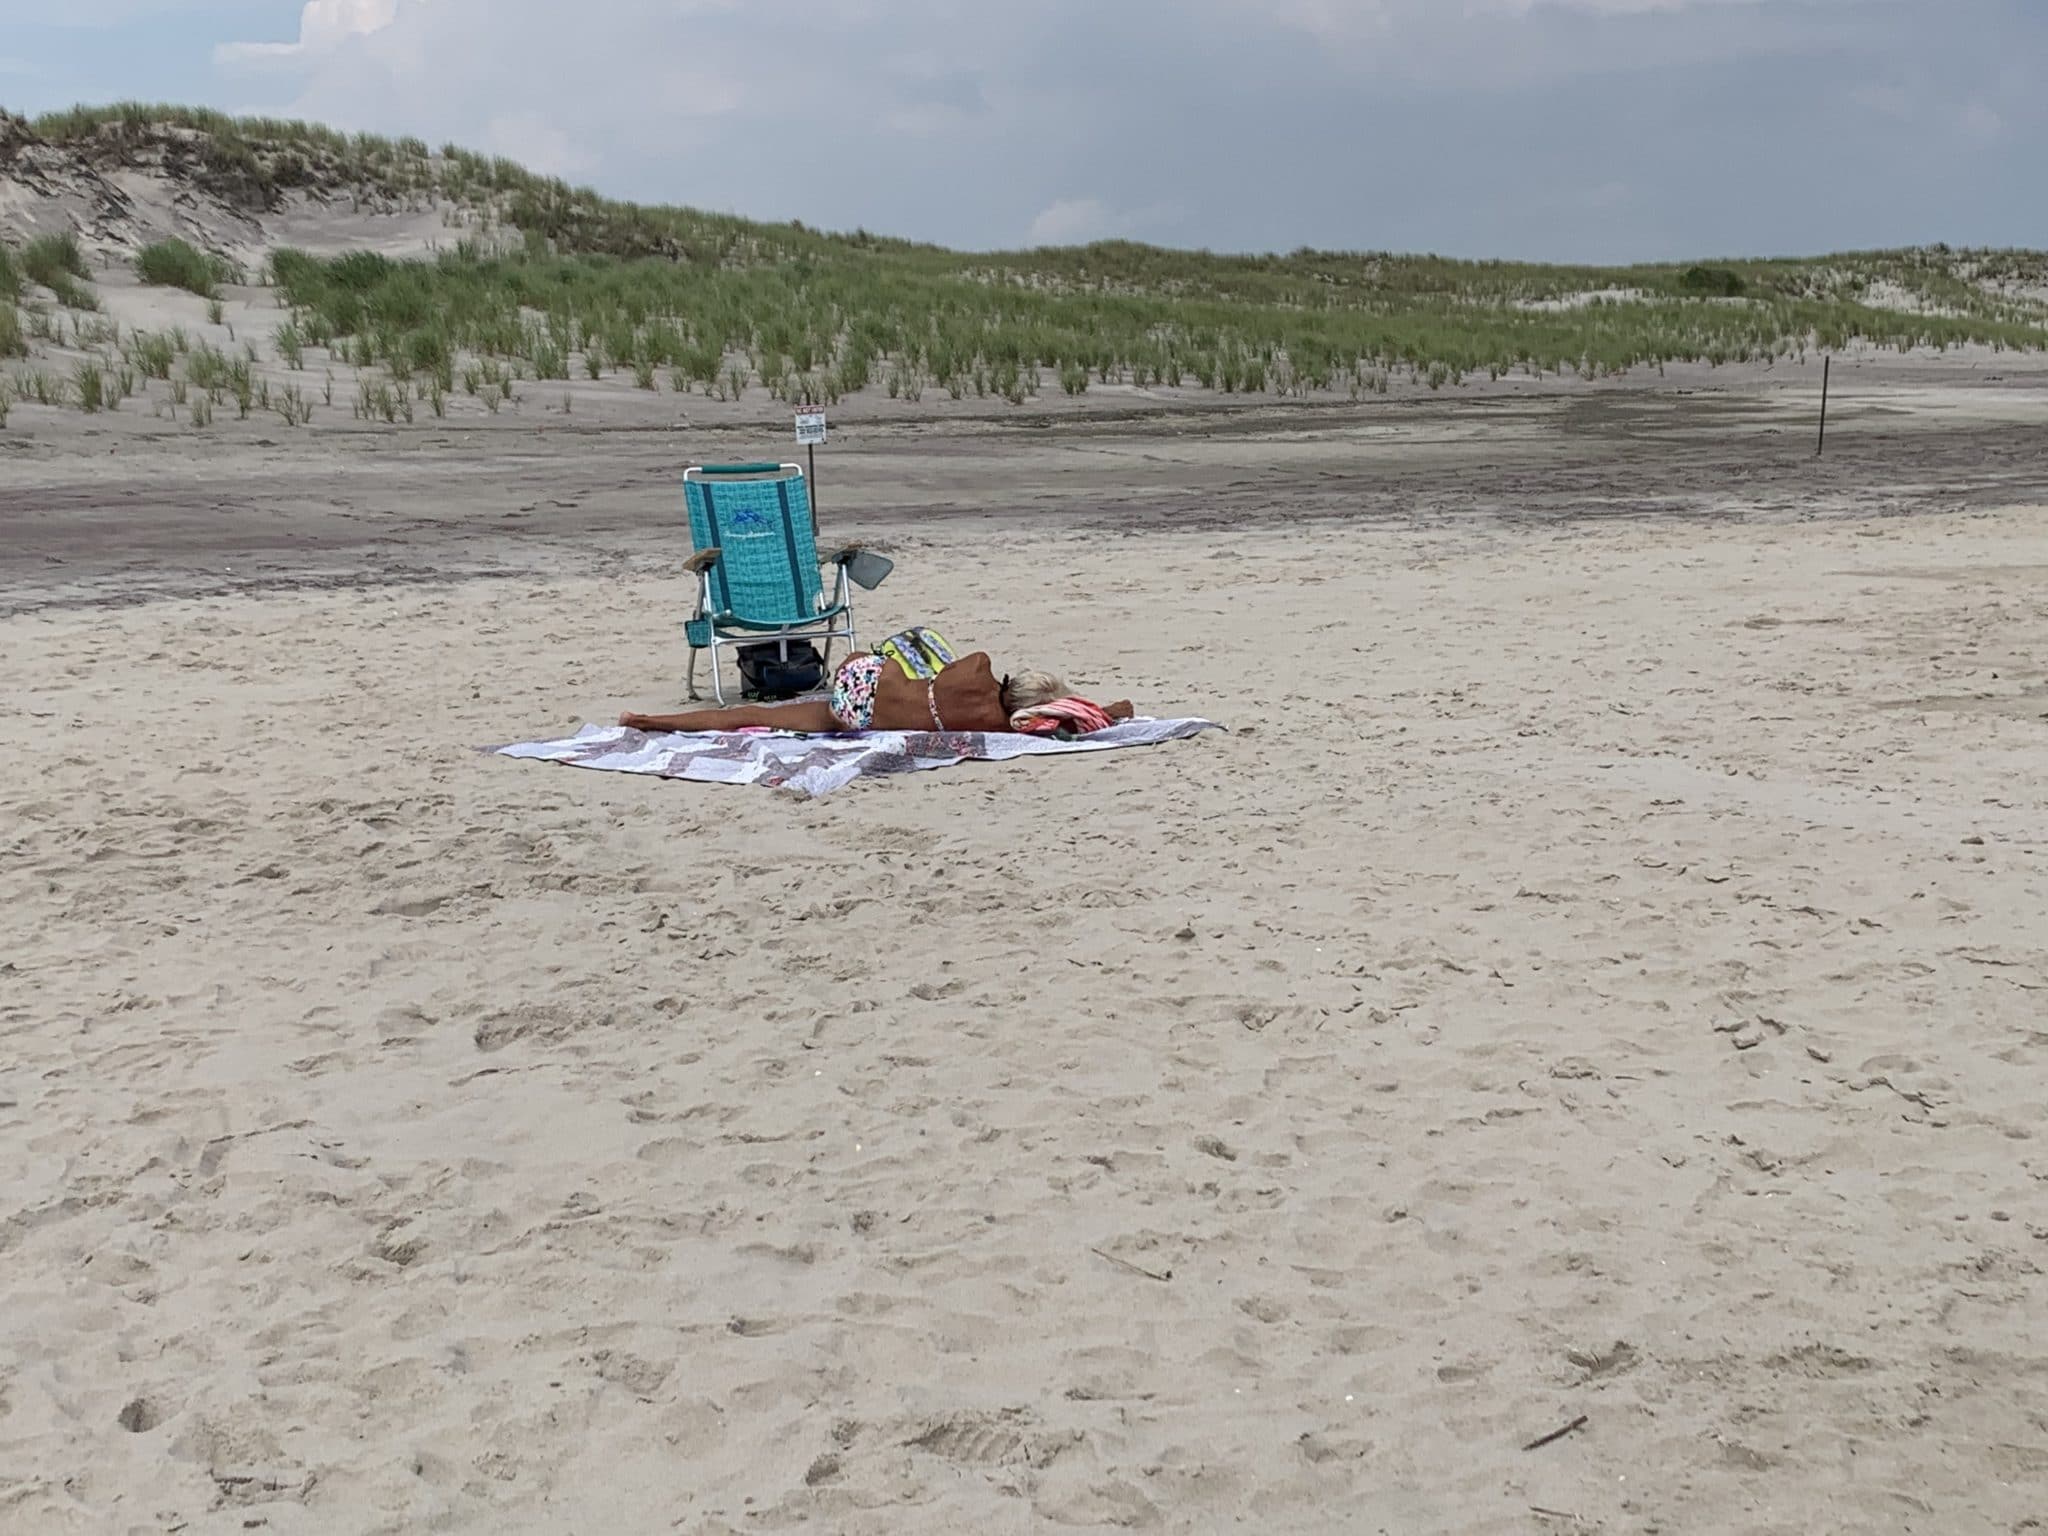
[737,641,826,701]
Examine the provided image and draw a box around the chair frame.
[683,462,859,704]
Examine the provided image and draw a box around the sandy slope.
[3,382,2046,1534]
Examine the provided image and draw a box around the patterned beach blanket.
[494,718,1222,798]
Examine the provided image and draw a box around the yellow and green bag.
[878,626,957,679]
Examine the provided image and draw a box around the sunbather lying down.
[619,651,1134,736]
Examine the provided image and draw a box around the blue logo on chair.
[728,506,775,532]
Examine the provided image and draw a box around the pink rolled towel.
[1010,697,1117,735]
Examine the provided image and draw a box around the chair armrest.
[684,547,722,574]
[834,547,894,592]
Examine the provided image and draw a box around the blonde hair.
[1002,667,1068,721]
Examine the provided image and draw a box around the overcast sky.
[2,0,2040,260]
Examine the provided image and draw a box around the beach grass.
[21,232,97,310]
[72,359,105,412]
[263,237,2048,413]
[137,238,233,298]
[23,105,2048,414]
[23,231,89,280]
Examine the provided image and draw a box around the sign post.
[794,407,828,535]
[1817,355,1830,457]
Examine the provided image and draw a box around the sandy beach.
[4,346,2048,1535]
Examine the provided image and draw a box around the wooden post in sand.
[1817,355,1831,457]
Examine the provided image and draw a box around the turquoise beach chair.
[683,462,864,704]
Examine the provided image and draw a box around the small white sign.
[794,409,828,446]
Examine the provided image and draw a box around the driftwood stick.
[1521,1414,1589,1452]
[1089,1246,1172,1282]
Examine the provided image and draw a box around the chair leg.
[687,645,702,701]
[710,642,727,705]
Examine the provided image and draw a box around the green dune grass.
[15,102,2048,409]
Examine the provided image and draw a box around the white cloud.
[1027,198,1179,247]
[1958,100,2003,143]
[216,0,398,69]
[1028,199,1128,246]
[481,111,592,179]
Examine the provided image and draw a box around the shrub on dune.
[136,238,233,298]
[22,232,97,310]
